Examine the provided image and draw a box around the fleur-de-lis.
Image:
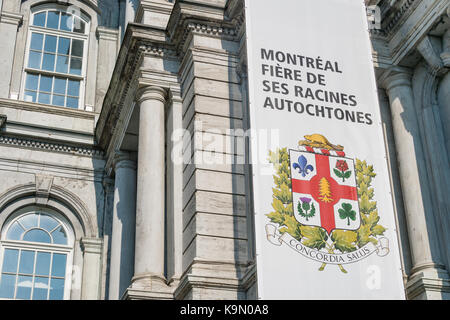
[293,155,314,177]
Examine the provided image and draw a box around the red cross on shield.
[289,149,360,234]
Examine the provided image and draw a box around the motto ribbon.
[266,224,389,265]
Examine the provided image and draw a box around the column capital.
[113,151,136,171]
[0,12,23,26]
[136,86,167,105]
[81,237,103,255]
[381,69,413,92]
[102,177,115,193]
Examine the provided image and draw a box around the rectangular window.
[24,73,80,108]
[0,248,66,300]
[24,9,88,110]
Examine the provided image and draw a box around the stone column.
[96,27,120,112]
[109,152,137,300]
[0,11,21,98]
[382,70,448,299]
[132,86,167,289]
[80,237,103,300]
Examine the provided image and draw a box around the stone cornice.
[96,22,179,172]
[371,0,449,70]
[380,0,420,38]
[0,98,96,120]
[167,0,237,54]
[0,134,103,158]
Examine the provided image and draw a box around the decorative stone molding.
[417,36,445,75]
[0,135,104,157]
[380,68,413,91]
[35,174,54,205]
[113,151,136,171]
[135,0,174,28]
[81,237,103,255]
[382,0,419,37]
[96,26,120,42]
[0,11,23,26]
[136,86,167,105]
[0,115,6,129]
[0,183,96,238]
[102,177,115,194]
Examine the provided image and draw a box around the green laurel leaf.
[371,225,386,236]
[331,230,357,253]
[266,211,284,225]
[281,215,302,241]
[300,226,328,250]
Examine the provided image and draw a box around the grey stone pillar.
[132,86,167,289]
[109,152,137,300]
[0,11,21,98]
[80,238,103,300]
[382,70,449,299]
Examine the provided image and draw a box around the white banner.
[245,0,405,299]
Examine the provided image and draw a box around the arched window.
[22,5,89,109]
[0,208,74,300]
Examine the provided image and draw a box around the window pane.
[66,97,79,109]
[16,275,33,300]
[39,214,59,232]
[42,53,56,71]
[0,274,16,299]
[19,214,39,229]
[67,80,80,97]
[23,229,52,244]
[2,249,19,273]
[44,35,57,53]
[33,277,49,300]
[55,55,69,74]
[35,252,51,276]
[38,93,51,105]
[69,57,82,75]
[60,13,73,32]
[6,222,25,240]
[24,91,37,103]
[49,278,64,300]
[39,76,52,93]
[33,12,46,27]
[51,226,68,245]
[18,250,35,275]
[46,11,59,29]
[28,51,42,69]
[30,33,44,51]
[52,95,65,107]
[51,254,66,277]
[57,37,70,55]
[73,17,85,34]
[71,39,83,57]
[25,73,39,90]
[53,78,66,95]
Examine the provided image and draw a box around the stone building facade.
[0,0,448,300]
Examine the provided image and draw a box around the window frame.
[20,4,90,110]
[0,209,74,300]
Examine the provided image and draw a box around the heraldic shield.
[289,148,361,234]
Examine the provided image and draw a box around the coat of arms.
[265,134,390,273]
